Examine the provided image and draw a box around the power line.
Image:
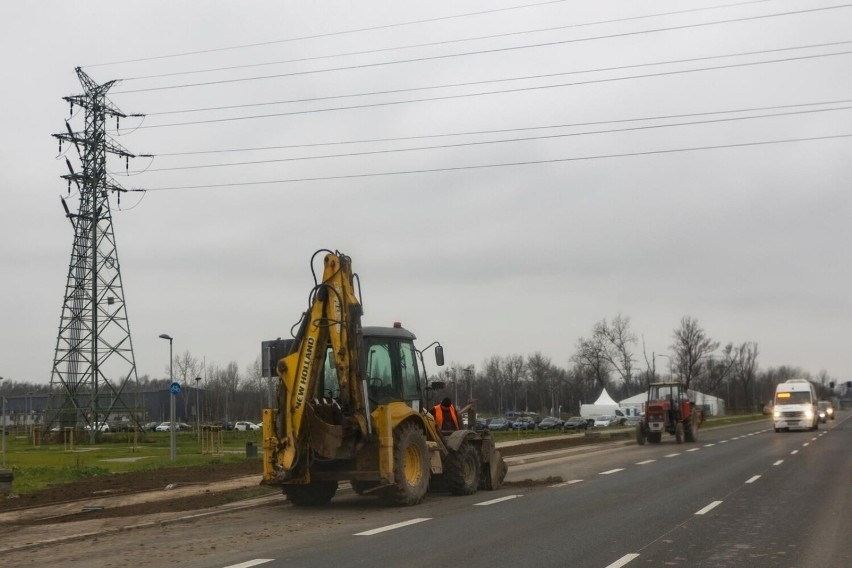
[113,4,852,94]
[120,0,781,81]
[85,0,777,69]
[131,106,852,173]
[135,50,852,130]
[144,40,852,117]
[138,133,852,191]
[150,98,852,157]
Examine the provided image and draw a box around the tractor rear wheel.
[675,422,684,444]
[444,442,480,495]
[283,480,338,506]
[684,415,697,443]
[383,422,430,506]
[635,423,646,445]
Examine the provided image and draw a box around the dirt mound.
[0,460,262,513]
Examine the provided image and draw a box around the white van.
[773,379,818,432]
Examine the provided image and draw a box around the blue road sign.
[170,382,181,395]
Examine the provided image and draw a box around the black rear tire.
[675,422,684,444]
[635,423,646,445]
[444,442,480,496]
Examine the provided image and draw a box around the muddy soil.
[0,433,609,520]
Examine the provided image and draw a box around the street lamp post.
[655,353,672,380]
[0,377,6,468]
[159,334,176,462]
[194,376,202,444]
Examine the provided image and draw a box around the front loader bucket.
[481,446,508,490]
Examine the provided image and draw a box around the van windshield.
[775,391,812,405]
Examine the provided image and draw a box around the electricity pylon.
[47,67,144,443]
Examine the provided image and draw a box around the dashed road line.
[773,459,783,466]
[719,440,728,443]
[550,479,583,488]
[223,560,274,568]
[791,449,799,455]
[600,468,625,475]
[687,448,700,452]
[605,553,640,568]
[664,453,680,458]
[745,475,761,484]
[695,500,723,515]
[636,459,656,465]
[803,442,809,447]
[354,518,431,536]
[474,495,521,507]
[703,443,715,447]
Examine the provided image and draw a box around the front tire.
[675,423,684,444]
[635,423,646,445]
[444,442,480,496]
[384,422,430,506]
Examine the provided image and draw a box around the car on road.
[142,422,160,432]
[817,401,834,422]
[234,421,260,431]
[536,417,564,430]
[593,415,615,428]
[487,418,510,431]
[562,416,590,430]
[83,422,110,432]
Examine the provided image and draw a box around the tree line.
[0,314,839,421]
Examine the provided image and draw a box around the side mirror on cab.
[435,345,445,367]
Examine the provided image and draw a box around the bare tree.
[694,342,738,396]
[571,335,611,391]
[527,352,553,413]
[733,342,759,412]
[594,314,638,396]
[482,355,505,415]
[502,355,527,412]
[670,316,719,389]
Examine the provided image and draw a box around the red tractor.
[636,381,703,445]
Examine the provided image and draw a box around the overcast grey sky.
[2,0,850,386]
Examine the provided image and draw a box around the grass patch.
[1,430,261,495]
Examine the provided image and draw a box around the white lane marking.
[223,561,274,568]
[354,518,431,536]
[551,479,583,487]
[687,448,700,452]
[695,501,723,515]
[664,453,680,458]
[773,460,783,466]
[636,459,656,465]
[745,475,761,484]
[704,443,715,447]
[475,495,521,506]
[600,468,625,475]
[605,553,640,568]
[720,440,728,444]
[791,449,799,455]
[811,437,818,441]
[802,442,809,447]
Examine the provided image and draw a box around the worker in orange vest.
[433,397,460,433]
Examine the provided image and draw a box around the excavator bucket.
[481,446,508,490]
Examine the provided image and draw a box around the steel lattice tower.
[47,68,143,442]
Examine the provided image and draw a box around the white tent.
[593,389,619,406]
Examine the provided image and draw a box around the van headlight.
[773,410,781,418]
[804,409,814,419]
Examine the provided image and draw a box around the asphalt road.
[6,414,850,568]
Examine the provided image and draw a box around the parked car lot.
[562,416,590,430]
[487,418,510,431]
[511,417,536,430]
[537,416,563,430]
[593,415,615,428]
[155,421,192,432]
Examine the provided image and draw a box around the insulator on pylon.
[67,180,71,194]
[126,156,129,172]
[58,140,62,153]
[116,117,120,131]
[69,102,73,116]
